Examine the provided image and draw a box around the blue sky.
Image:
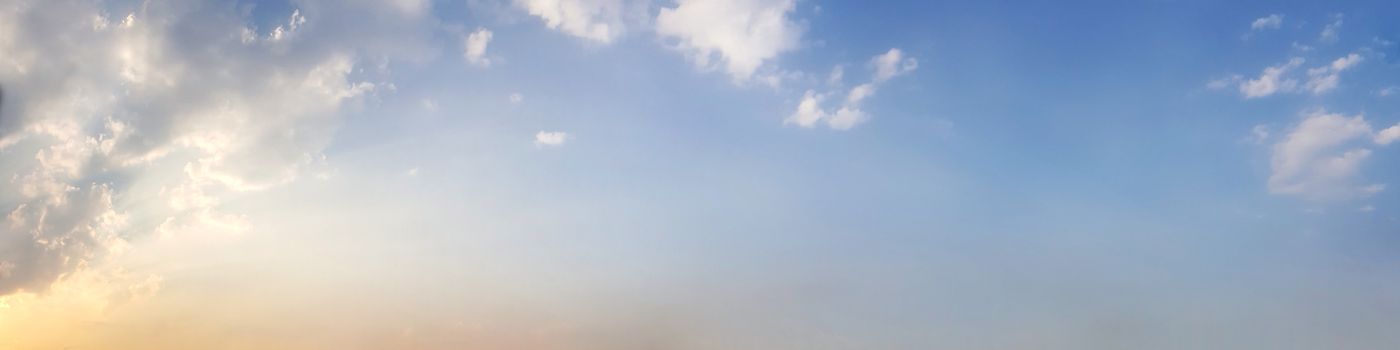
[3,0,1400,348]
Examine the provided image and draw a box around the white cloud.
[784,90,827,128]
[268,10,307,41]
[515,0,625,43]
[846,83,876,104]
[1377,86,1399,97]
[535,131,569,146]
[0,0,433,296]
[871,48,918,82]
[1304,53,1361,94]
[1320,15,1343,42]
[1268,110,1397,200]
[1227,54,1361,98]
[1376,125,1400,145]
[464,27,494,67]
[509,93,525,104]
[826,107,868,131]
[655,0,802,83]
[1239,58,1303,98]
[785,48,917,130]
[1251,14,1283,31]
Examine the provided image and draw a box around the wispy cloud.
[534,131,569,147]
[785,48,918,130]
[1250,14,1283,31]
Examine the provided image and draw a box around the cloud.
[1231,54,1359,98]
[871,48,919,82]
[785,48,917,130]
[826,65,844,87]
[390,0,432,17]
[1239,58,1303,98]
[1376,125,1400,145]
[846,83,876,104]
[1251,14,1283,31]
[1378,86,1399,97]
[784,90,827,128]
[510,92,525,104]
[268,10,308,42]
[826,107,869,130]
[514,0,626,43]
[464,27,494,66]
[1320,14,1343,42]
[1206,75,1242,90]
[655,0,802,83]
[1303,53,1361,94]
[1244,124,1270,144]
[535,131,569,146]
[1268,110,1397,200]
[0,0,433,296]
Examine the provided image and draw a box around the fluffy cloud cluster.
[0,0,431,296]
[655,0,802,84]
[1267,110,1400,200]
[786,48,918,130]
[1228,54,1362,98]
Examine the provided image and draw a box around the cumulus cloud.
[785,48,917,130]
[514,0,627,43]
[655,0,802,83]
[871,48,919,82]
[464,27,494,66]
[1239,58,1303,98]
[1268,110,1398,200]
[1376,125,1400,145]
[534,131,569,146]
[0,0,432,296]
[825,107,869,131]
[784,90,827,128]
[1250,14,1283,31]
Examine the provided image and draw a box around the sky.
[2,0,1400,348]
